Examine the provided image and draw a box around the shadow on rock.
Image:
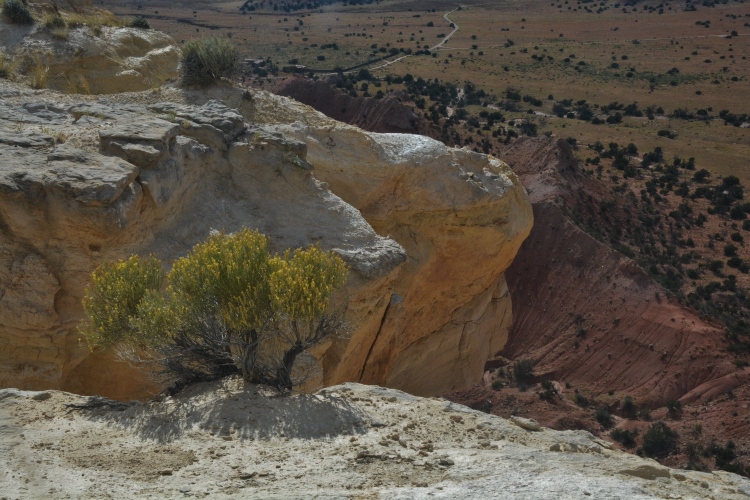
[72,378,368,444]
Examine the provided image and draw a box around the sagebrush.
[130,16,149,29]
[181,37,238,86]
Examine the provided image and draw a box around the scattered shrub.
[476,400,493,413]
[43,13,65,29]
[575,393,590,407]
[642,421,679,457]
[708,260,724,273]
[513,359,534,381]
[2,0,34,25]
[596,407,614,429]
[130,16,150,29]
[708,441,748,476]
[657,129,677,139]
[611,428,637,447]
[667,399,683,415]
[621,396,636,417]
[724,244,739,257]
[539,379,555,401]
[181,37,238,86]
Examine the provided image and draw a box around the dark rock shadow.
[75,380,368,444]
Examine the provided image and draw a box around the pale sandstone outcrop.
[1,380,748,498]
[0,81,531,399]
[253,92,532,395]
[0,18,179,94]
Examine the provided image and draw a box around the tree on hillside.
[80,229,348,392]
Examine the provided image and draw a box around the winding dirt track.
[368,6,460,71]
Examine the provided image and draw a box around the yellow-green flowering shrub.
[80,229,348,391]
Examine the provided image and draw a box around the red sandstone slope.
[275,76,438,137]
[446,137,750,472]
[500,137,736,406]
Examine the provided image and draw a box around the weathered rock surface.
[1,380,748,499]
[0,16,179,94]
[0,81,532,399]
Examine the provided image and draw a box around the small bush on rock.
[181,36,238,86]
[80,229,348,392]
[2,0,34,25]
[130,16,149,29]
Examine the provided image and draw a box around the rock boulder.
[0,17,179,94]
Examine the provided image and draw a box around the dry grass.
[42,13,66,29]
[0,51,16,79]
[62,9,124,31]
[51,27,69,40]
[39,126,68,143]
[28,53,49,89]
[64,74,91,95]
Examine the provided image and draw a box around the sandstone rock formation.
[0,80,532,399]
[2,379,748,498]
[0,13,179,94]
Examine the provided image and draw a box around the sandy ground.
[1,378,750,499]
